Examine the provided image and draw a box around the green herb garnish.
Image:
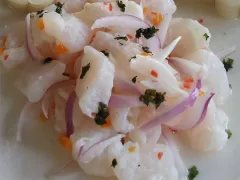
[136,26,159,39]
[129,55,136,62]
[80,63,90,79]
[94,102,109,125]
[225,129,232,139]
[203,33,209,41]
[111,158,118,168]
[114,36,128,41]
[188,165,199,180]
[37,10,45,18]
[139,89,166,108]
[55,2,64,15]
[100,50,109,57]
[132,76,137,83]
[42,57,53,64]
[223,58,234,72]
[142,46,152,54]
[116,0,126,12]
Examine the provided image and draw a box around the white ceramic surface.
[0,0,240,180]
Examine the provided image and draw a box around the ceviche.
[0,0,235,179]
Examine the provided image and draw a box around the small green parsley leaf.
[203,33,209,41]
[114,36,128,41]
[116,0,126,12]
[37,10,45,18]
[100,50,109,57]
[42,57,53,64]
[142,46,152,54]
[129,55,136,62]
[139,89,166,109]
[136,26,159,39]
[225,129,232,139]
[55,2,64,15]
[188,165,199,180]
[95,102,109,125]
[132,76,137,83]
[80,63,90,79]
[223,58,234,72]
[111,158,118,168]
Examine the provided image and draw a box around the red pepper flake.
[127,34,133,39]
[109,3,113,11]
[157,152,163,160]
[121,137,125,145]
[4,54,9,60]
[169,127,178,133]
[198,18,204,24]
[184,77,194,83]
[151,70,158,78]
[183,82,191,89]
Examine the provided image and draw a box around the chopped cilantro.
[111,158,118,168]
[129,55,136,62]
[80,63,90,79]
[142,46,152,54]
[203,33,209,41]
[188,165,199,180]
[42,57,52,64]
[100,50,109,57]
[37,10,45,18]
[114,36,128,41]
[94,102,109,125]
[116,0,126,12]
[119,42,123,46]
[139,89,166,109]
[136,26,159,39]
[225,129,232,139]
[55,2,64,15]
[132,76,137,83]
[223,58,234,72]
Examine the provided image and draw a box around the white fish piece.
[0,46,28,69]
[75,46,115,118]
[180,100,228,151]
[14,60,67,102]
[75,0,143,26]
[110,108,134,133]
[42,12,92,53]
[165,18,211,57]
[186,50,230,105]
[108,141,178,180]
[79,149,115,177]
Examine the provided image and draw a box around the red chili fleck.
[109,3,113,11]
[4,54,9,60]
[157,152,163,160]
[184,77,194,83]
[198,18,204,24]
[184,82,191,89]
[127,34,133,39]
[151,70,158,78]
[121,137,125,145]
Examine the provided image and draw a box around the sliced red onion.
[16,101,34,142]
[162,129,188,179]
[91,15,149,31]
[65,91,77,137]
[79,134,124,163]
[217,46,236,60]
[140,80,201,131]
[108,94,145,109]
[114,77,141,95]
[25,13,44,61]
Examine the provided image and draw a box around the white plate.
[0,0,239,180]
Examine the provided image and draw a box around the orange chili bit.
[128,146,136,152]
[127,34,133,39]
[56,44,68,54]
[151,12,158,15]
[143,8,148,16]
[199,90,205,96]
[152,14,163,27]
[151,70,158,78]
[2,36,7,48]
[198,18,204,24]
[59,135,72,150]
[101,117,112,128]
[4,54,9,60]
[184,77,194,83]
[0,48,4,55]
[157,152,163,160]
[103,2,108,5]
[183,82,191,89]
[38,18,44,30]
[40,111,46,121]
[109,3,113,11]
[141,52,151,56]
